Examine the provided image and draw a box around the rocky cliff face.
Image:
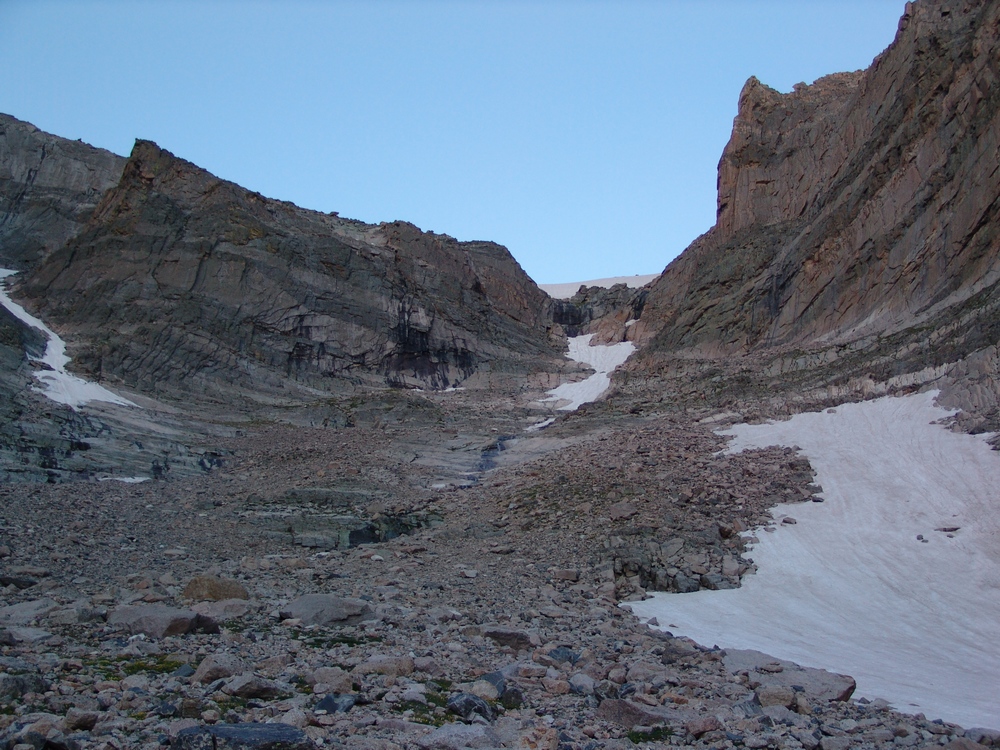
[12,139,561,404]
[0,114,125,270]
[631,0,999,365]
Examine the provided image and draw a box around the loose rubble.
[0,406,994,750]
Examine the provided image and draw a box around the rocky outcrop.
[549,283,648,339]
[11,139,562,402]
[0,113,125,270]
[631,0,1000,372]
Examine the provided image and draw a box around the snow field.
[0,269,136,409]
[627,391,1000,729]
[541,334,636,412]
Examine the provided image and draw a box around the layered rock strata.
[10,139,561,403]
[626,0,1000,413]
[0,113,125,270]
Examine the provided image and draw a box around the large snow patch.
[0,269,136,409]
[542,334,634,412]
[627,391,1000,730]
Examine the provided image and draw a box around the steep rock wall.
[14,140,561,402]
[633,0,1000,360]
[0,114,125,270]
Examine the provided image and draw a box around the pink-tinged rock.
[608,501,637,521]
[192,652,248,684]
[223,674,285,699]
[723,649,855,702]
[686,715,723,738]
[594,698,691,729]
[482,626,536,650]
[0,598,58,625]
[353,654,414,677]
[107,605,204,638]
[278,594,373,627]
[417,722,502,750]
[310,666,353,694]
[182,575,249,601]
[541,677,570,695]
[191,598,253,621]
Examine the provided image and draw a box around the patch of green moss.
[627,726,673,744]
[83,653,185,679]
[394,700,447,727]
[288,629,380,648]
[424,691,450,709]
[120,654,185,676]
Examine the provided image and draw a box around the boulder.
[0,673,50,700]
[569,673,595,695]
[756,685,796,709]
[313,694,356,714]
[191,598,253,621]
[594,699,692,729]
[62,708,99,731]
[192,653,249,684]
[482,626,535,650]
[223,674,286,700]
[723,649,855,702]
[353,654,414,677]
[446,692,494,723]
[108,605,213,638]
[278,595,373,627]
[686,715,723,738]
[310,666,353,694]
[0,598,58,625]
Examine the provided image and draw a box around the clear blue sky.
[0,1,905,284]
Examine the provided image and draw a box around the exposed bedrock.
[0,113,126,270]
[12,139,564,403]
[629,0,1000,368]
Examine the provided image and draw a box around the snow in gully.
[0,269,136,409]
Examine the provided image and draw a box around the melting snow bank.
[541,334,635,413]
[627,391,1000,730]
[0,269,136,409]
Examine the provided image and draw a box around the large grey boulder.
[0,598,58,625]
[192,652,248,684]
[0,673,49,700]
[278,594,373,627]
[594,698,693,729]
[108,605,217,638]
[722,649,856,702]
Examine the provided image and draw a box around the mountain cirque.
[2,0,1000,747]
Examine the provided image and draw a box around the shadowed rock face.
[0,114,126,270]
[14,140,561,401]
[632,0,1000,360]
